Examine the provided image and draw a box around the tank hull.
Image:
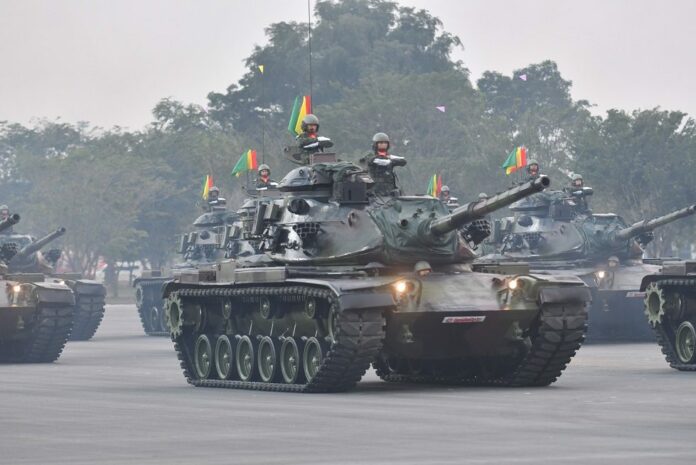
[161,266,590,392]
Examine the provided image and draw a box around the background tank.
[0,215,75,362]
[484,188,696,341]
[0,220,106,341]
[642,261,696,370]
[134,195,271,336]
[161,163,590,393]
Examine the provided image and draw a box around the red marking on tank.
[442,316,486,324]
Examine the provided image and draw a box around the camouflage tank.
[484,188,696,341]
[134,194,272,336]
[161,161,590,393]
[0,215,75,362]
[0,222,106,341]
[642,261,696,370]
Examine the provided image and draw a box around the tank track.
[648,279,696,371]
[0,304,74,363]
[171,285,385,393]
[69,292,106,341]
[136,281,168,337]
[374,301,588,387]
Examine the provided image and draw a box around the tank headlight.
[55,279,65,285]
[596,270,606,280]
[13,284,21,293]
[393,280,415,296]
[508,279,519,290]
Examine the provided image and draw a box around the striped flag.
[502,146,528,175]
[201,175,213,200]
[287,95,312,136]
[231,149,258,177]
[427,174,442,197]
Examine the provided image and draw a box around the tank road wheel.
[644,282,667,326]
[149,306,162,332]
[134,285,145,309]
[257,336,278,382]
[303,337,324,382]
[675,321,696,364]
[236,335,256,382]
[194,335,213,379]
[280,338,301,384]
[214,335,234,380]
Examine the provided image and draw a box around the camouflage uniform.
[359,133,406,196]
[256,164,277,188]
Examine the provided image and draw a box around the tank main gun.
[429,176,550,236]
[10,227,66,263]
[613,205,696,243]
[0,213,20,234]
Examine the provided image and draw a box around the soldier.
[440,186,451,202]
[565,173,590,213]
[359,132,407,196]
[526,160,540,180]
[295,114,333,164]
[205,186,227,210]
[0,205,13,234]
[256,164,277,189]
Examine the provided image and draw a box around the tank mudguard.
[69,279,107,296]
[538,285,591,304]
[32,282,76,305]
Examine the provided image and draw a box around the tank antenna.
[307,0,314,104]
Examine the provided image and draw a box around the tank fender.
[337,291,395,311]
[69,279,107,296]
[31,282,76,305]
[538,285,591,305]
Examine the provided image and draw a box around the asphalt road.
[1,304,695,465]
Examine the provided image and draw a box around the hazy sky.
[1,0,695,129]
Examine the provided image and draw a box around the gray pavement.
[1,304,695,465]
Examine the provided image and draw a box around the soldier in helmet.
[565,173,591,213]
[359,132,407,196]
[439,186,460,210]
[256,164,277,189]
[0,205,13,234]
[526,160,540,180]
[205,186,227,211]
[296,114,333,164]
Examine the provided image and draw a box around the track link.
[375,301,588,387]
[70,292,106,341]
[648,279,696,371]
[171,285,385,393]
[0,304,74,363]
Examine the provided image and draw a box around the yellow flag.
[258,65,264,74]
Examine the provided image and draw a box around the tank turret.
[9,227,66,264]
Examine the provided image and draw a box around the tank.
[642,261,696,370]
[161,162,590,393]
[0,222,107,341]
[0,215,75,362]
[483,187,696,341]
[134,195,272,336]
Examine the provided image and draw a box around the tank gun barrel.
[10,227,66,262]
[614,205,696,243]
[430,175,550,236]
[0,213,20,233]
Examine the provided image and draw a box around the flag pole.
[307,0,313,104]
[261,68,265,164]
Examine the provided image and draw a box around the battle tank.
[483,187,696,341]
[161,161,590,393]
[0,222,107,341]
[0,215,75,362]
[642,261,696,370]
[134,193,273,335]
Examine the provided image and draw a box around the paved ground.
[1,304,695,465]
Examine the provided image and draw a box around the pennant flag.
[231,149,259,177]
[426,174,442,197]
[502,146,528,175]
[201,175,213,200]
[258,65,264,74]
[436,105,446,113]
[287,95,312,136]
[519,74,527,81]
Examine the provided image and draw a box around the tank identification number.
[442,316,486,324]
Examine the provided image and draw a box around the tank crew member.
[563,173,591,213]
[0,205,14,234]
[526,159,540,180]
[359,132,407,196]
[296,114,333,164]
[439,186,460,210]
[205,186,227,211]
[256,164,278,189]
